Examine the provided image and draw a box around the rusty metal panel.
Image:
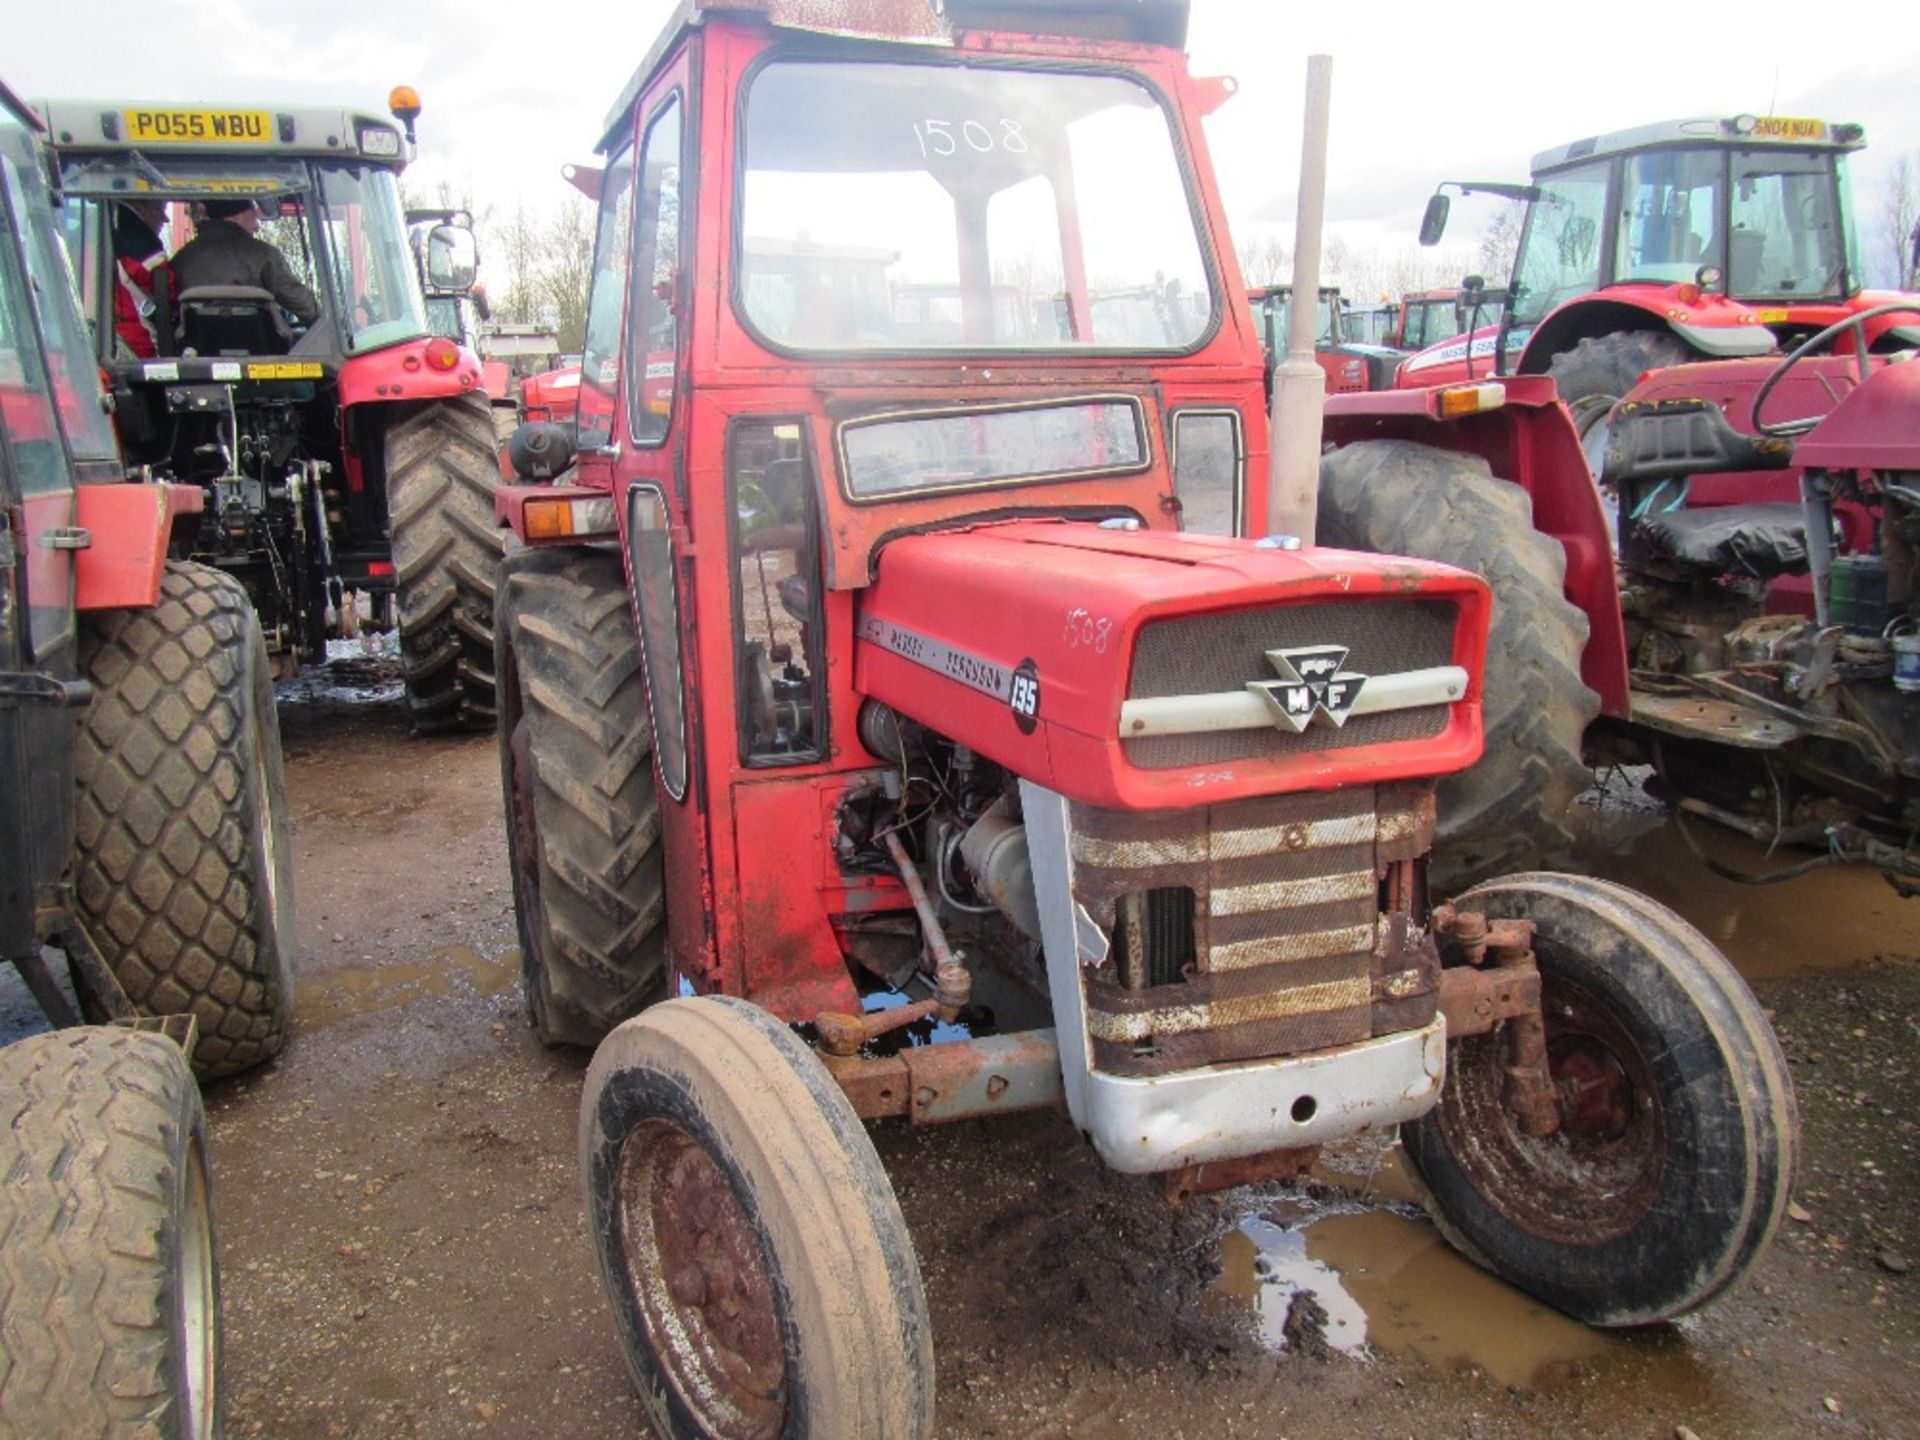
[1436,962,1540,1037]
[901,1029,1062,1123]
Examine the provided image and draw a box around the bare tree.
[1477,200,1524,284]
[1883,154,1919,290]
[1235,231,1291,288]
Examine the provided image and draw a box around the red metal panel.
[854,519,1489,809]
[73,482,201,610]
[336,338,484,408]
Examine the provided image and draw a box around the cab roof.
[601,0,1190,148]
[36,98,407,166]
[1532,114,1865,174]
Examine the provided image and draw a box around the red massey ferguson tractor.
[2,77,297,1435]
[1400,114,1920,469]
[40,91,503,731]
[491,4,1795,1433]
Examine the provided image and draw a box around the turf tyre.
[74,561,296,1080]
[0,1027,219,1437]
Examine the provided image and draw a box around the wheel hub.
[618,1121,785,1438]
[1434,973,1666,1246]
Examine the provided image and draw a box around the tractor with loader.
[41,88,504,731]
[489,3,1795,1436]
[1,77,296,1437]
[1402,113,1920,471]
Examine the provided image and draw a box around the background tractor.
[488,4,1794,1435]
[1248,281,1401,391]
[1401,114,1920,470]
[43,91,505,731]
[1,77,296,1436]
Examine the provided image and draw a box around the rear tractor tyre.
[388,392,505,733]
[75,561,296,1080]
[1403,872,1797,1326]
[581,996,935,1440]
[1545,330,1694,475]
[0,1028,219,1437]
[496,547,667,1046]
[1318,439,1598,888]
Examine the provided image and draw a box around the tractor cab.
[1402,115,1920,400]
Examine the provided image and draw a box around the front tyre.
[1403,872,1797,1326]
[0,1029,219,1437]
[581,997,934,1440]
[388,393,505,733]
[75,561,297,1080]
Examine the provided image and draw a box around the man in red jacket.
[110,198,168,358]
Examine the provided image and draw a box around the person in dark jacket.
[169,198,320,325]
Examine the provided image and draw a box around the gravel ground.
[124,678,1914,1437]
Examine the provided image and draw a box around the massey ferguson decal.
[1400,325,1531,376]
[1248,646,1367,731]
[859,614,1016,708]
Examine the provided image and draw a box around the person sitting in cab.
[169,198,320,328]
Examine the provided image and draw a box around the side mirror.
[422,224,477,293]
[509,422,576,481]
[1418,193,1450,247]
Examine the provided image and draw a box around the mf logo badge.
[1248,646,1367,732]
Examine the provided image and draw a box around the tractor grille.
[1123,598,1457,769]
[1065,786,1439,1076]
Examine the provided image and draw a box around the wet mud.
[186,705,1918,1437]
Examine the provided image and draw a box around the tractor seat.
[176,286,293,357]
[1637,503,1808,580]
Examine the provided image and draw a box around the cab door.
[0,120,89,955]
[575,52,716,992]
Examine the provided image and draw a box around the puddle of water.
[295,944,519,1030]
[1215,1202,1625,1385]
[1565,772,1919,980]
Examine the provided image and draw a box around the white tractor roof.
[1532,115,1865,174]
[36,98,408,165]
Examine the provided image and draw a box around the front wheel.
[1404,872,1797,1326]
[0,1029,219,1437]
[581,996,934,1439]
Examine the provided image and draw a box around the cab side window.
[627,96,683,447]
[577,143,637,450]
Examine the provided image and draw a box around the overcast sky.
[12,0,1920,284]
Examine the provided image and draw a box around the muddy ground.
[156,672,1920,1436]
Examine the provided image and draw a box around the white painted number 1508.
[912,118,1030,158]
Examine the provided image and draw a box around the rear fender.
[337,338,485,409]
[1517,293,1773,374]
[74,482,203,611]
[1323,379,1629,717]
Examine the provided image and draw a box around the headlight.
[357,124,401,157]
